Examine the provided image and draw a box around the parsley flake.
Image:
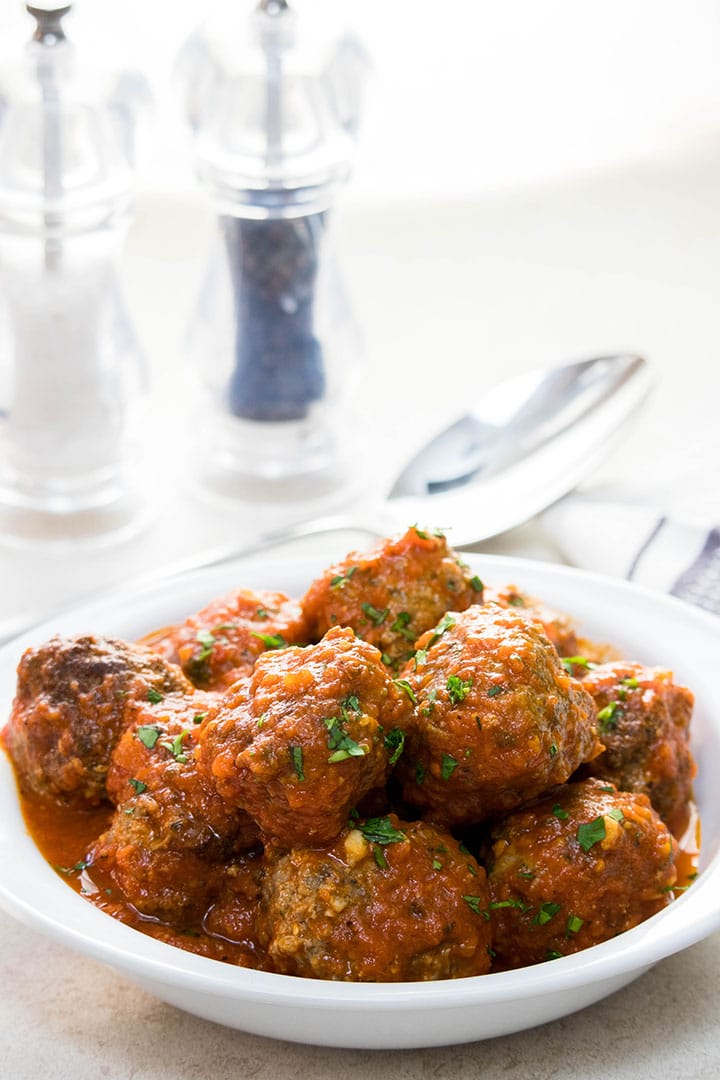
[136,724,161,749]
[566,914,584,934]
[393,678,417,704]
[391,611,415,641]
[552,804,569,820]
[359,817,406,845]
[597,701,621,731]
[470,575,484,593]
[192,712,207,725]
[330,566,358,590]
[289,745,305,781]
[195,629,216,662]
[251,632,286,650]
[441,753,459,780]
[577,816,606,852]
[486,685,505,698]
[128,778,147,794]
[373,847,389,870]
[462,895,488,917]
[427,613,456,648]
[147,688,164,705]
[384,728,406,765]
[446,674,472,705]
[534,901,562,926]
[361,602,389,626]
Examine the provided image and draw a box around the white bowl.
[1,554,719,1050]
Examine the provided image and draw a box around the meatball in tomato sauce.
[301,526,481,668]
[577,661,696,836]
[148,588,308,691]
[199,626,409,847]
[88,697,259,921]
[3,635,192,806]
[487,778,677,968]
[395,604,600,827]
[257,815,493,981]
[482,584,579,658]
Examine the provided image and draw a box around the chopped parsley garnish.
[192,712,207,725]
[549,743,558,757]
[324,714,367,763]
[393,678,417,704]
[507,593,526,607]
[415,761,426,784]
[490,898,530,913]
[432,859,443,871]
[289,745,305,781]
[607,807,625,822]
[551,804,569,820]
[427,613,456,647]
[361,602,389,626]
[546,950,563,961]
[421,689,437,716]
[486,685,505,698]
[359,817,406,845]
[469,575,484,593]
[251,632,286,650]
[373,847,389,870]
[330,566,358,590]
[561,656,594,674]
[413,648,428,669]
[56,860,89,875]
[195,629,216,662]
[566,914,584,934]
[518,869,535,880]
[255,607,269,620]
[441,753,458,780]
[599,784,616,793]
[128,778,147,794]
[384,727,406,764]
[159,730,191,763]
[534,902,562,926]
[577,816,606,852]
[136,724,161,749]
[343,695,360,713]
[446,674,472,705]
[147,688,164,705]
[620,676,639,689]
[391,611,415,641]
[597,701,621,731]
[462,895,487,917]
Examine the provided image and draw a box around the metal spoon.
[0,353,650,643]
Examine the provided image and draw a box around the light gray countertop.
[2,143,720,1076]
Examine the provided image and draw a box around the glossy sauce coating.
[396,604,600,826]
[487,778,677,968]
[301,526,480,667]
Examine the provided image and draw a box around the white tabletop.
[1,141,720,1076]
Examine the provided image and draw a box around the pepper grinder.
[177,0,368,502]
[0,1,150,542]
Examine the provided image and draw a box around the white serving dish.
[0,554,718,1050]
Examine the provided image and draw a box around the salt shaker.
[177,0,368,501]
[0,2,150,542]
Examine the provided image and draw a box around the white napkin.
[542,493,720,616]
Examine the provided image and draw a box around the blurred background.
[3,0,720,200]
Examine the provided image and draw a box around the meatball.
[487,778,677,968]
[257,816,493,981]
[89,700,259,920]
[3,635,192,806]
[199,626,408,846]
[147,588,308,690]
[301,526,481,667]
[577,661,696,836]
[482,584,579,657]
[395,604,600,827]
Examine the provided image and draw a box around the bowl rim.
[1,551,719,1011]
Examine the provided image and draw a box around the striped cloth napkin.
[542,494,720,616]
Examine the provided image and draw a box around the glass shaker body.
[178,0,368,502]
[0,8,150,541]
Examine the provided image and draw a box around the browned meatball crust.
[395,604,600,827]
[147,588,308,690]
[199,626,409,846]
[301,526,481,667]
[257,816,493,981]
[577,661,696,835]
[482,584,579,657]
[487,778,677,968]
[88,700,259,920]
[3,635,192,806]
